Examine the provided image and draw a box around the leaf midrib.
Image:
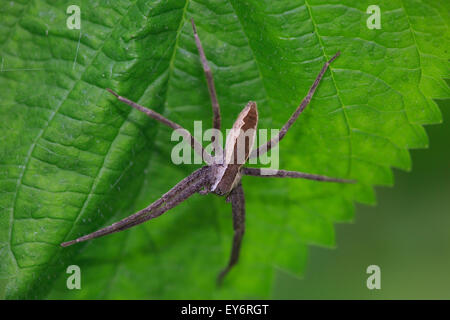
[95,0,191,298]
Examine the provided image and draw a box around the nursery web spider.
[62,19,354,284]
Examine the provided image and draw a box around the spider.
[61,19,354,284]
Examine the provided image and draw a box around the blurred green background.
[274,98,450,299]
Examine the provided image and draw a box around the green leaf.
[0,0,448,299]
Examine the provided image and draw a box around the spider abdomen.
[211,101,258,196]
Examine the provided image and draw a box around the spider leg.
[114,172,209,233]
[191,19,221,131]
[61,166,210,247]
[241,167,355,183]
[249,52,340,159]
[217,181,245,285]
[106,88,213,165]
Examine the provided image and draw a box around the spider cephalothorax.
[61,19,354,284]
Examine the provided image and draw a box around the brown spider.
[61,19,354,284]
